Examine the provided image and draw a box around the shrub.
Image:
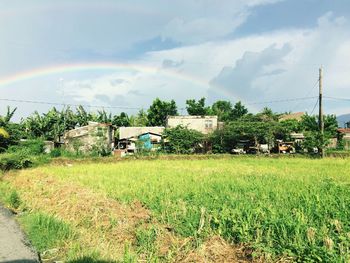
[50,148,62,158]
[8,190,21,209]
[7,139,45,155]
[0,152,33,171]
[162,125,204,154]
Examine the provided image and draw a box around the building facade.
[167,115,218,134]
[64,122,114,153]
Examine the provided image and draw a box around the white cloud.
[137,12,350,114]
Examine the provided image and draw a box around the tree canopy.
[147,98,178,126]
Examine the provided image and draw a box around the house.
[117,127,165,153]
[118,126,164,139]
[138,132,163,150]
[64,122,115,153]
[166,115,218,134]
[337,128,350,150]
[279,112,305,122]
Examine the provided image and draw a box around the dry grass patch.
[4,170,150,260]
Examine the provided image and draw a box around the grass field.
[1,156,350,262]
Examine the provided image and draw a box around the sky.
[1,0,350,120]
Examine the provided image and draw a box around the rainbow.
[0,62,244,104]
[0,62,203,87]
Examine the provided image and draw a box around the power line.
[324,96,350,102]
[1,96,319,111]
[291,78,319,111]
[0,98,141,110]
[0,97,187,112]
[310,97,319,115]
[246,96,317,106]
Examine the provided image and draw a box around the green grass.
[19,212,75,252]
[36,156,350,261]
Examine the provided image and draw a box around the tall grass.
[19,212,75,252]
[40,157,350,261]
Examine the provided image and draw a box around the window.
[205,120,213,129]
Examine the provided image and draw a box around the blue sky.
[1,0,350,119]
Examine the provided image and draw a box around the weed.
[8,190,21,209]
[19,212,75,252]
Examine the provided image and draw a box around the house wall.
[119,127,164,139]
[167,116,218,134]
[64,123,114,153]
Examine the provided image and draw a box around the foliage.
[210,118,279,153]
[8,190,21,209]
[231,101,248,120]
[162,125,204,154]
[186,97,210,116]
[303,131,331,154]
[0,127,9,138]
[211,100,232,122]
[147,98,177,126]
[7,139,45,155]
[256,107,280,122]
[0,152,33,171]
[129,109,148,127]
[112,112,130,127]
[0,107,22,151]
[19,212,75,252]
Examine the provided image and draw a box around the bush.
[162,125,204,154]
[0,152,33,171]
[50,148,62,158]
[7,139,45,155]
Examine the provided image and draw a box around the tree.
[112,112,130,127]
[0,106,17,126]
[0,107,23,151]
[256,107,279,122]
[147,98,178,126]
[162,125,204,154]
[97,109,112,123]
[186,98,210,116]
[211,100,233,122]
[231,101,248,120]
[129,109,148,127]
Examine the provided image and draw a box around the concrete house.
[167,115,218,134]
[64,122,115,153]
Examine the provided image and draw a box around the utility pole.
[319,67,324,158]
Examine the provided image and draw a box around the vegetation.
[162,125,204,154]
[1,157,349,261]
[19,212,75,252]
[147,98,178,126]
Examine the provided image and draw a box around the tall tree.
[112,112,130,127]
[186,97,210,116]
[257,107,279,122]
[129,109,148,127]
[147,98,178,126]
[211,100,233,122]
[231,101,248,120]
